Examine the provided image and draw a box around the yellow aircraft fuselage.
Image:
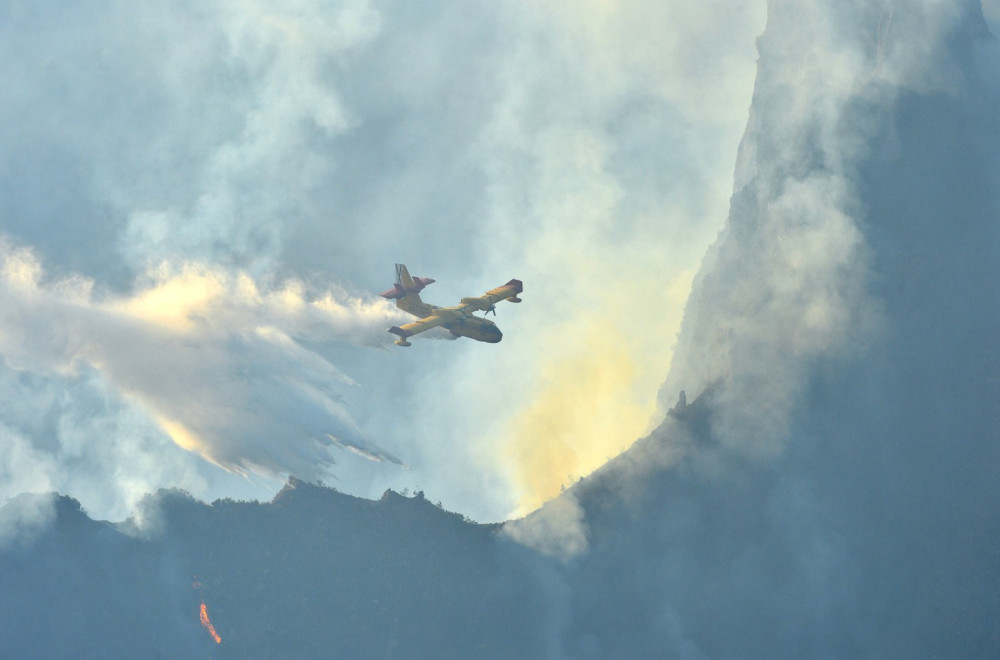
[380,265,522,346]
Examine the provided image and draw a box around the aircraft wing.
[460,279,524,311]
[388,313,449,346]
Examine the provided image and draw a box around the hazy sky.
[0,0,768,522]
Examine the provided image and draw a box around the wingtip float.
[380,264,522,347]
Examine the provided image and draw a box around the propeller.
[486,304,496,316]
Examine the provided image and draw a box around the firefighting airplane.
[380,264,522,346]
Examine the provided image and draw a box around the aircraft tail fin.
[396,263,415,288]
[379,264,436,318]
[379,264,435,301]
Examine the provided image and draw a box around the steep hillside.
[1,480,550,659]
[531,0,1000,656]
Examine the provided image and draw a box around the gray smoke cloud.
[408,0,767,520]
[118,1,380,274]
[0,492,57,550]
[657,0,976,453]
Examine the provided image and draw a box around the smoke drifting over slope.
[509,0,1000,656]
[437,0,766,514]
[660,0,992,452]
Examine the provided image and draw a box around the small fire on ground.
[193,575,222,644]
[200,602,222,644]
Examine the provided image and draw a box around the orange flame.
[200,602,222,644]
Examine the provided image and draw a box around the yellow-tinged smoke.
[0,247,407,480]
[156,416,210,456]
[121,266,227,331]
[506,321,658,516]
[504,269,695,517]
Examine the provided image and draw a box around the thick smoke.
[0,0,418,523]
[504,490,588,559]
[2,0,923,528]
[426,0,767,517]
[0,240,407,522]
[0,492,56,550]
[112,1,381,275]
[507,0,1000,655]
[0,0,775,523]
[504,0,995,561]
[658,0,974,453]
